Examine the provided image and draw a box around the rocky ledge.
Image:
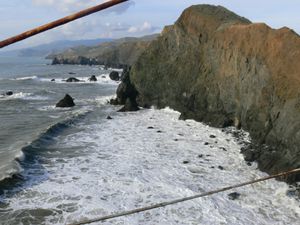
[116,5,300,182]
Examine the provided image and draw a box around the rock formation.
[56,94,75,108]
[121,5,300,181]
[110,67,139,112]
[88,75,97,82]
[65,77,80,82]
[109,71,120,81]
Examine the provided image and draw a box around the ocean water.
[0,56,299,225]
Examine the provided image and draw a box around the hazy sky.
[1,0,299,50]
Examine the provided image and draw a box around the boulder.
[118,98,139,112]
[5,91,13,96]
[66,77,80,82]
[228,192,241,200]
[51,79,55,82]
[109,71,120,81]
[56,94,75,108]
[88,75,97,82]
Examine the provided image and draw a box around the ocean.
[0,56,299,225]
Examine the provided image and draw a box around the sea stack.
[56,94,75,108]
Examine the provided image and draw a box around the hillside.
[118,5,300,181]
[0,39,113,57]
[50,34,158,68]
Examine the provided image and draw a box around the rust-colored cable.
[0,0,129,48]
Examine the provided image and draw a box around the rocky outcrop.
[56,94,75,108]
[5,91,13,96]
[65,77,80,82]
[109,71,120,81]
[125,5,300,181]
[110,67,139,112]
[88,75,97,82]
[50,35,158,68]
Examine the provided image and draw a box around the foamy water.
[1,107,299,225]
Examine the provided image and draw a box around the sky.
[0,0,300,50]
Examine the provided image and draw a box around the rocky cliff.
[50,35,157,68]
[126,5,300,181]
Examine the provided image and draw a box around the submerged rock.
[66,77,80,82]
[56,94,75,108]
[109,71,120,81]
[88,75,97,82]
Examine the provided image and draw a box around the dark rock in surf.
[5,91,13,96]
[56,94,75,108]
[51,79,55,82]
[228,192,241,200]
[118,98,139,112]
[107,116,113,120]
[218,166,224,170]
[89,75,97,82]
[66,77,80,82]
[111,67,139,112]
[109,71,120,81]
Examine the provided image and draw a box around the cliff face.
[50,35,157,68]
[129,5,300,180]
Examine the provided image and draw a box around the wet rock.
[89,75,97,82]
[174,139,179,141]
[243,150,257,162]
[110,67,139,108]
[147,126,154,129]
[118,98,139,112]
[198,154,203,158]
[109,71,120,81]
[210,135,216,138]
[204,142,209,145]
[109,98,119,105]
[56,94,75,108]
[228,192,241,200]
[51,79,55,82]
[66,77,80,82]
[106,116,113,120]
[183,160,190,164]
[5,91,13,96]
[157,130,163,133]
[218,166,224,170]
[219,147,227,151]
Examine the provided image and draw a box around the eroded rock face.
[128,5,300,181]
[56,94,75,108]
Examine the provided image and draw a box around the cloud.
[32,0,134,14]
[128,21,158,34]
